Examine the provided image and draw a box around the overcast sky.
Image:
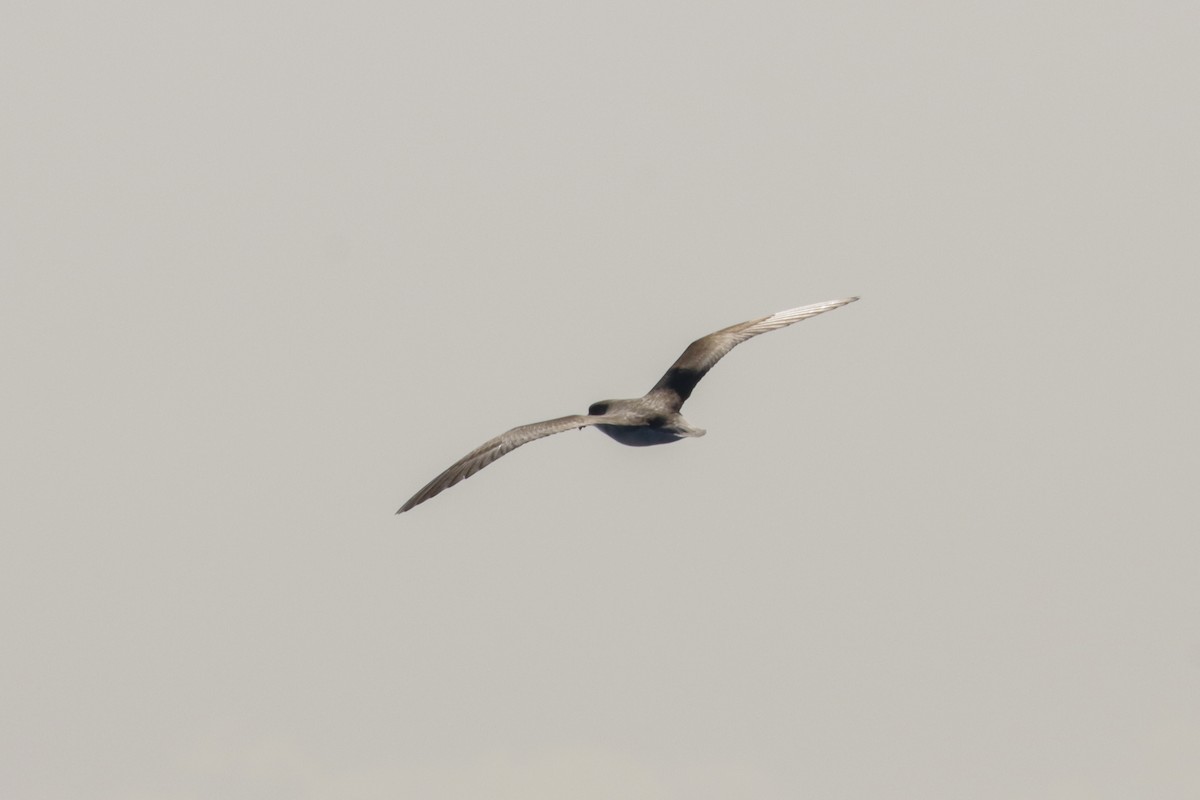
[3,2,1198,798]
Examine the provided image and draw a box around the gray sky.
[3,2,1198,798]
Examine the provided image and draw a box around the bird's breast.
[594,424,684,447]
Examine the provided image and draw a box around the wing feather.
[397,414,605,513]
[649,297,858,409]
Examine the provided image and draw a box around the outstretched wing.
[398,415,609,513]
[648,297,858,410]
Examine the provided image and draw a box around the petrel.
[397,296,858,513]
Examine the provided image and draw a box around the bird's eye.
[588,402,608,416]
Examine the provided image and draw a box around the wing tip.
[821,296,859,311]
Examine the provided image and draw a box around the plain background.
[3,2,1198,798]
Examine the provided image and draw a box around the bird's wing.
[648,297,858,409]
[398,414,612,513]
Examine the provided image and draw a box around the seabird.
[397,297,858,513]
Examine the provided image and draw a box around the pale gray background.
[3,2,1198,798]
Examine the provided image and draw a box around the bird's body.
[587,396,706,447]
[592,421,697,447]
[397,296,858,513]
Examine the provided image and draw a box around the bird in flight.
[397,297,858,513]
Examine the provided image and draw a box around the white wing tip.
[773,296,861,320]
